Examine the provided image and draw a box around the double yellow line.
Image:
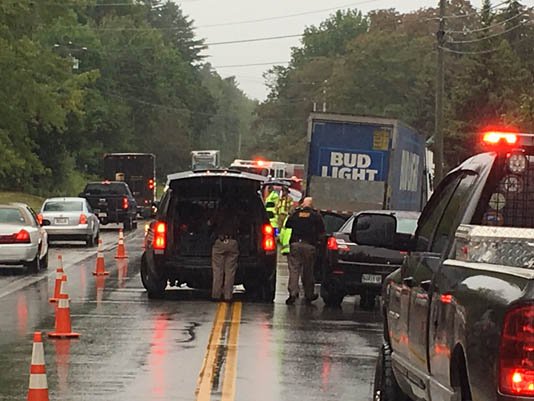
[195,301,242,401]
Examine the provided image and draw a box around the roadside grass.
[0,192,45,211]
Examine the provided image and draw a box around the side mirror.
[78,192,85,197]
[350,213,397,248]
[42,219,51,227]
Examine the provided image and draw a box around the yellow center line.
[221,302,242,401]
[195,302,228,401]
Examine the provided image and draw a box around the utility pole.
[435,0,446,184]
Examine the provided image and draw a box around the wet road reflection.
[0,230,382,401]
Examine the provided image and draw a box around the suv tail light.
[79,214,87,224]
[327,236,338,251]
[153,222,167,250]
[262,224,276,252]
[122,197,129,210]
[499,303,534,396]
[37,213,43,225]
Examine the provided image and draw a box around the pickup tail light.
[499,303,534,396]
[148,179,155,190]
[37,214,43,225]
[262,224,276,252]
[153,222,167,250]
[122,197,129,210]
[79,214,87,224]
[327,236,338,251]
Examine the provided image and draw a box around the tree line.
[0,0,256,195]
[0,0,532,196]
[250,0,533,171]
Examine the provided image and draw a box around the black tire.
[124,218,132,231]
[26,251,40,274]
[86,234,95,247]
[373,343,410,401]
[360,294,377,310]
[140,257,167,299]
[40,250,48,270]
[320,280,344,307]
[132,219,138,230]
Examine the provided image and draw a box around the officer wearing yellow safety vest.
[264,187,280,233]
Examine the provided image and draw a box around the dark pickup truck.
[80,181,138,230]
[367,131,534,401]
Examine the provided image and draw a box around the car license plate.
[54,218,69,225]
[362,274,382,284]
[98,212,107,218]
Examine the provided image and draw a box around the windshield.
[397,218,418,234]
[0,208,26,225]
[84,183,128,195]
[341,215,418,234]
[43,201,83,212]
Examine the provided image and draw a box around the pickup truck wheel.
[132,219,138,230]
[321,281,344,307]
[373,342,410,401]
[124,218,132,231]
[360,294,377,310]
[140,257,166,299]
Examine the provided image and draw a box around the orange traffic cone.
[48,292,80,339]
[115,229,128,259]
[27,331,49,401]
[93,239,109,276]
[49,255,64,303]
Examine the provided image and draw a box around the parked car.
[322,210,419,308]
[79,181,138,230]
[40,197,100,247]
[0,203,49,273]
[141,169,277,301]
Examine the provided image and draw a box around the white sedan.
[40,197,100,247]
[0,203,49,273]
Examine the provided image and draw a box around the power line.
[438,45,501,55]
[425,1,508,21]
[447,20,530,44]
[195,0,380,29]
[205,34,302,46]
[214,62,290,69]
[446,7,531,34]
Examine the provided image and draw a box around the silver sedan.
[40,197,100,247]
[0,203,49,273]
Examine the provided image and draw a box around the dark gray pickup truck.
[363,131,534,401]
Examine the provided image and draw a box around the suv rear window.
[84,183,128,195]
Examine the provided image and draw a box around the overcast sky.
[176,0,461,100]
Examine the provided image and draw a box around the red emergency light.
[483,132,518,145]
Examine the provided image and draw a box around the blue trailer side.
[386,121,427,211]
[306,113,427,213]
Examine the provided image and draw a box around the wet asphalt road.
[0,226,383,401]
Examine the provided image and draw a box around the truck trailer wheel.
[373,343,410,401]
[140,257,167,299]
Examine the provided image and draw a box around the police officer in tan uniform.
[285,197,325,305]
[211,203,240,302]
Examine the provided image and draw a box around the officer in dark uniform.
[210,202,240,302]
[285,197,325,305]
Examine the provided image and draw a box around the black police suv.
[322,210,419,308]
[141,170,277,301]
